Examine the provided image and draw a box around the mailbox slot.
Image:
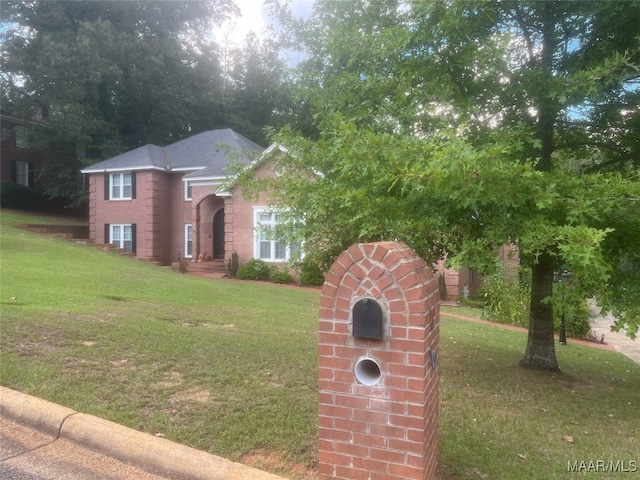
[353,298,383,340]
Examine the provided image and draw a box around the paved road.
[0,417,167,480]
[1,464,45,480]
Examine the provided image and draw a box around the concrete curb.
[0,386,285,480]
[0,386,76,438]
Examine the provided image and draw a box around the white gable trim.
[81,165,211,174]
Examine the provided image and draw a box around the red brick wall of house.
[225,163,274,266]
[88,170,180,264]
[87,174,97,243]
[435,263,482,300]
[319,242,439,480]
[146,170,172,263]
[168,174,192,262]
[434,262,462,299]
[87,166,271,267]
[434,245,520,300]
[83,146,294,268]
[499,244,520,282]
[224,189,256,265]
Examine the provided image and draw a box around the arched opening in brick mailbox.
[354,357,382,386]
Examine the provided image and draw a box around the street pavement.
[1,464,44,480]
[1,416,166,480]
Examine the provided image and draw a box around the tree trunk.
[520,3,560,372]
[520,253,560,371]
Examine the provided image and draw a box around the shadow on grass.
[439,315,640,480]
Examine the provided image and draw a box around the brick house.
[1,113,47,190]
[81,127,513,294]
[81,129,293,271]
[438,263,482,300]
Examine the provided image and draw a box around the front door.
[213,209,225,259]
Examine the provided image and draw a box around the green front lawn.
[1,209,638,479]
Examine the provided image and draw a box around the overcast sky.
[214,0,315,46]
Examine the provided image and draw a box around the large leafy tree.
[250,0,640,371]
[223,33,295,145]
[1,0,237,205]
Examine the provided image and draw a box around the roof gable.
[81,144,166,172]
[81,129,263,175]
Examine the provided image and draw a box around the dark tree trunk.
[520,3,560,372]
[520,254,560,371]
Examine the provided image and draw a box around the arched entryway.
[212,208,225,260]
[194,194,224,262]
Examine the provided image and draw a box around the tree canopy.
[222,33,295,145]
[1,0,292,204]
[248,0,640,371]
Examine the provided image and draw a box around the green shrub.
[298,258,325,286]
[0,181,43,210]
[482,267,591,339]
[552,282,591,339]
[481,271,530,327]
[237,258,272,281]
[269,269,293,284]
[227,251,239,278]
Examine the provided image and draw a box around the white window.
[15,126,30,149]
[253,208,301,262]
[15,161,29,187]
[110,172,132,200]
[184,181,192,201]
[110,224,133,252]
[185,224,193,258]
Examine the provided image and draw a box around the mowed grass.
[1,209,639,479]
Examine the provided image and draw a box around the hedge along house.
[80,129,293,270]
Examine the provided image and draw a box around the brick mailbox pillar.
[318,242,439,480]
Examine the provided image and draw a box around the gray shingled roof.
[81,129,263,178]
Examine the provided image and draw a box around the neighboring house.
[0,113,47,189]
[438,263,482,300]
[80,129,294,269]
[437,244,520,299]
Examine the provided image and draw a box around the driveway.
[589,302,640,365]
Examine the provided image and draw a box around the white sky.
[214,0,314,47]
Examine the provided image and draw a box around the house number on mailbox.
[352,298,383,340]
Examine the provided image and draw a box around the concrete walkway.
[588,302,640,365]
[0,387,285,480]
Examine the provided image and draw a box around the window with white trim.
[15,126,31,149]
[184,181,192,201]
[15,161,29,187]
[253,208,301,262]
[110,172,132,199]
[185,224,193,258]
[110,224,133,252]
